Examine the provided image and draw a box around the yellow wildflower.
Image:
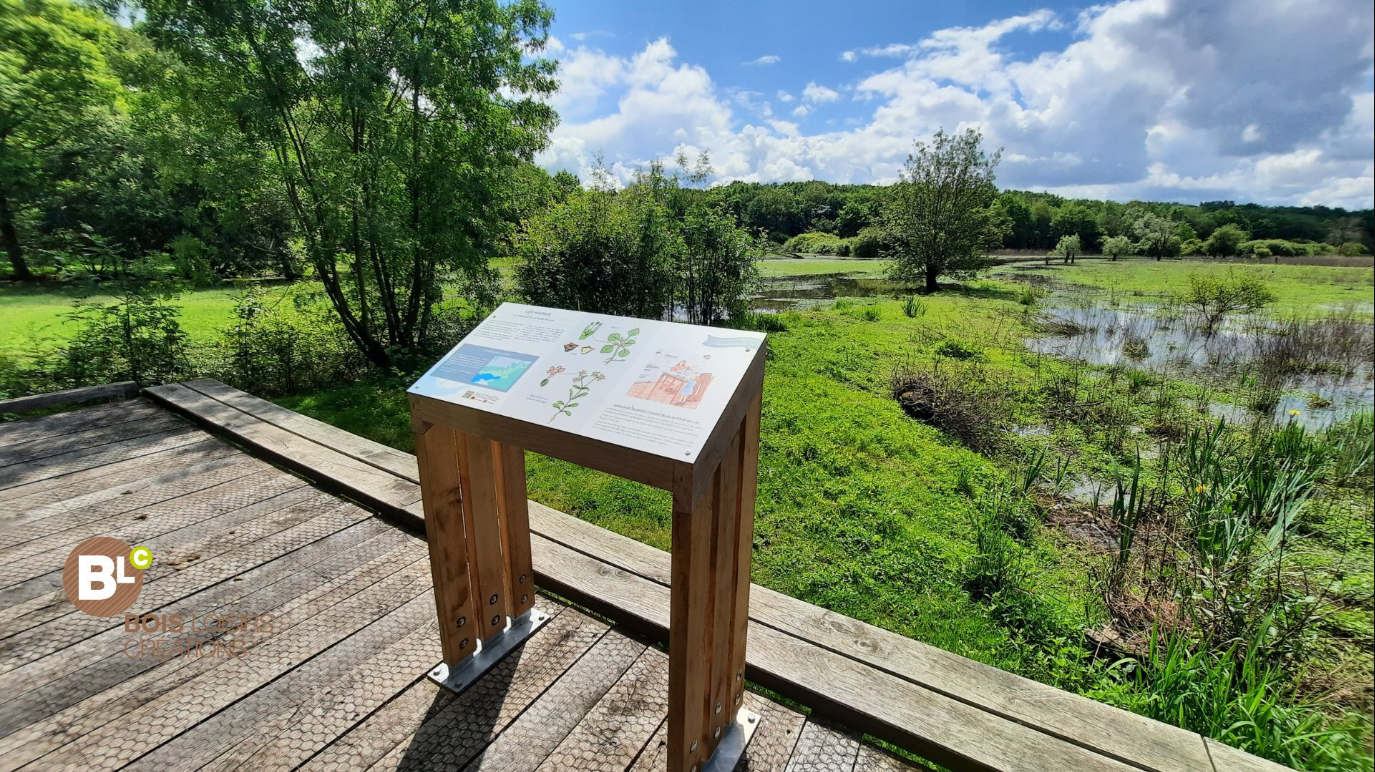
[1194,484,1208,494]
[1288,409,1301,417]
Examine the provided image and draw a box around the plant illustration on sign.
[576,320,639,364]
[551,370,605,421]
[579,322,601,341]
[539,365,566,387]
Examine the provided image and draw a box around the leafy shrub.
[62,283,191,387]
[934,339,983,360]
[1241,239,1325,257]
[218,285,366,395]
[850,227,887,258]
[781,231,847,255]
[1178,272,1276,332]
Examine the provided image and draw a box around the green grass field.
[1042,258,1374,314]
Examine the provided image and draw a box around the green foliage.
[964,488,1028,600]
[1204,223,1249,257]
[781,231,847,255]
[516,162,759,325]
[1323,412,1373,487]
[61,280,190,386]
[934,339,983,360]
[1100,235,1134,261]
[143,0,559,368]
[902,295,926,318]
[1134,212,1182,261]
[1242,239,1326,257]
[883,128,1005,292]
[219,285,363,395]
[1048,234,1081,264]
[1099,631,1373,772]
[1179,272,1277,331]
[0,0,122,280]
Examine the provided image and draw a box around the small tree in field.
[1179,272,1276,333]
[1134,213,1181,261]
[1101,235,1133,262]
[1049,234,1081,265]
[883,128,1005,293]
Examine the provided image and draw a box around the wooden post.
[667,413,757,772]
[413,422,482,662]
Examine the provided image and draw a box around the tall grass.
[1098,630,1373,772]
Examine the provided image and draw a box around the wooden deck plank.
[0,403,177,468]
[0,452,249,549]
[182,378,421,482]
[854,745,917,772]
[0,397,146,447]
[0,519,403,736]
[0,437,229,510]
[537,645,671,772]
[0,496,372,674]
[431,629,644,772]
[785,719,861,772]
[144,383,422,515]
[12,554,435,771]
[1206,739,1296,772]
[0,461,297,591]
[0,529,424,769]
[0,425,204,492]
[128,589,441,772]
[0,382,137,418]
[300,598,605,772]
[735,692,809,772]
[0,486,335,636]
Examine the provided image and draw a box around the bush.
[935,339,984,360]
[1242,239,1324,257]
[218,285,366,395]
[1178,272,1276,332]
[850,227,886,258]
[781,231,847,255]
[62,283,191,387]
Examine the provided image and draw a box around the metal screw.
[457,616,467,628]
[519,573,528,584]
[491,615,500,627]
[689,741,698,753]
[714,701,722,715]
[714,727,721,740]
[736,668,743,681]
[735,691,743,705]
[489,594,498,605]
[459,638,469,649]
[521,594,528,603]
[748,715,757,724]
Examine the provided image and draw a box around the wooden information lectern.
[407,303,766,772]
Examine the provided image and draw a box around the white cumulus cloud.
[540,1,1374,208]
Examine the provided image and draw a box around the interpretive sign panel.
[409,303,766,462]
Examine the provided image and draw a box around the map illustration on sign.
[408,303,766,461]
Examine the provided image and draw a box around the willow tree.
[882,128,1005,293]
[143,0,557,367]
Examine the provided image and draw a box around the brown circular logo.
[62,537,147,616]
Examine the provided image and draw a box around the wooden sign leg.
[413,420,549,693]
[668,409,761,772]
[413,423,482,664]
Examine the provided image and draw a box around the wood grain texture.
[459,431,513,642]
[537,645,670,772]
[414,423,481,664]
[0,381,137,416]
[785,719,860,772]
[669,464,715,772]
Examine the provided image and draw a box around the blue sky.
[536,0,1375,209]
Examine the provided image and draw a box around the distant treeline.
[678,181,1374,254]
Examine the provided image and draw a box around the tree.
[1134,213,1181,261]
[1179,272,1276,333]
[882,129,1004,293]
[143,0,558,368]
[1203,223,1248,257]
[1049,234,1081,265]
[0,0,122,280]
[1101,235,1133,261]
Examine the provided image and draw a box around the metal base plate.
[427,609,551,694]
[701,707,761,772]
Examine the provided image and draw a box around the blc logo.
[62,537,152,616]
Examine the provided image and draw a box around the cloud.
[542,1,1374,208]
[743,54,781,66]
[802,82,841,103]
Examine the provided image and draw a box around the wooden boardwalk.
[0,396,913,771]
[0,383,1293,771]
